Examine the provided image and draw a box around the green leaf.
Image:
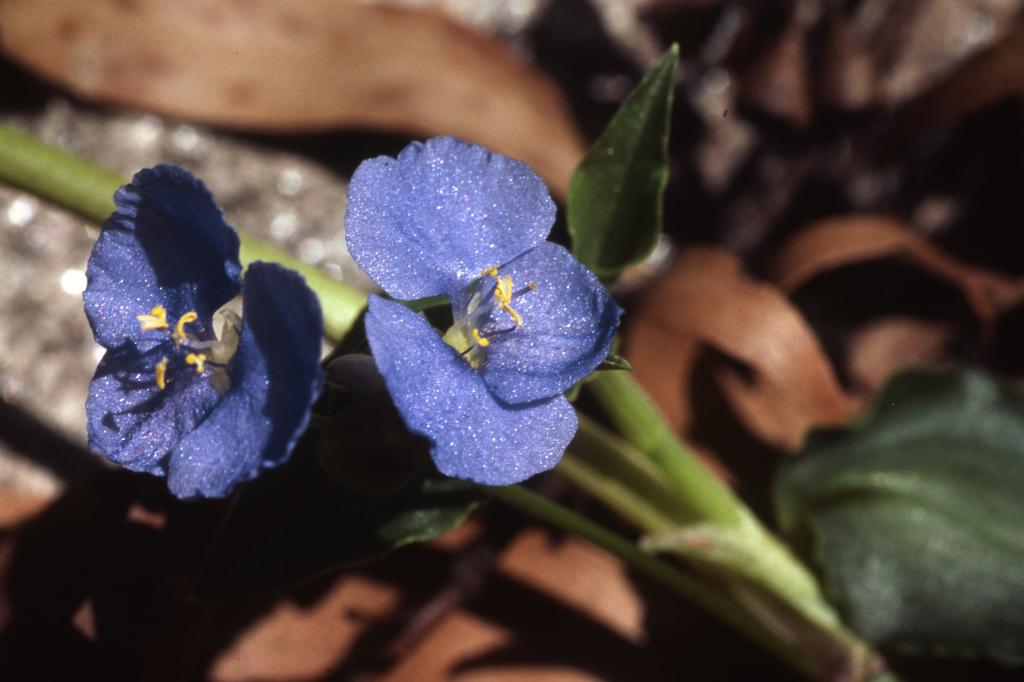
[568,44,678,281]
[194,433,483,599]
[775,366,1024,662]
[596,351,633,372]
[564,351,632,402]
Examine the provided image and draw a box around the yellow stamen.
[186,353,207,373]
[495,275,512,302]
[528,282,538,290]
[480,266,499,277]
[472,328,490,347]
[494,275,524,327]
[137,306,169,331]
[174,312,199,345]
[155,357,168,390]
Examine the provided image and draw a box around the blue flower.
[84,165,325,499]
[346,137,622,485]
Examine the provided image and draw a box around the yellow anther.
[155,357,168,389]
[472,328,490,347]
[186,353,207,373]
[481,266,499,277]
[504,305,523,327]
[495,275,512,303]
[174,312,199,345]
[528,282,538,290]
[137,306,169,331]
[493,275,524,327]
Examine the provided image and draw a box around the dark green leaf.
[568,44,678,281]
[775,366,1024,662]
[194,433,483,599]
[596,351,633,372]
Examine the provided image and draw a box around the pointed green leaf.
[596,351,633,372]
[775,367,1024,662]
[568,44,678,281]
[194,434,483,599]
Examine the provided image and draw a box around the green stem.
[575,374,891,680]
[485,483,821,681]
[587,370,742,526]
[237,234,366,342]
[0,122,366,342]
[558,415,696,531]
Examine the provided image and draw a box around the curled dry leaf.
[846,316,954,401]
[894,21,1024,153]
[209,575,400,682]
[627,247,855,452]
[817,17,876,111]
[769,215,1024,329]
[740,16,813,129]
[865,0,1021,106]
[0,0,587,195]
[0,490,53,530]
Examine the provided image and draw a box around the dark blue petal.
[84,165,242,350]
[365,296,576,485]
[345,137,556,309]
[86,342,223,475]
[478,243,623,403]
[166,262,324,499]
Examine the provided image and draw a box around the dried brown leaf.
[741,21,813,129]
[633,247,854,451]
[894,21,1024,151]
[769,215,1024,327]
[818,18,877,110]
[0,490,52,530]
[380,610,511,682]
[846,316,953,401]
[497,528,646,644]
[0,0,587,194]
[712,361,834,452]
[865,0,1023,107]
[209,574,400,682]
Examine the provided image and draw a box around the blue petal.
[84,165,242,350]
[478,243,623,403]
[86,342,223,476]
[345,137,556,308]
[365,295,576,485]
[166,262,324,499]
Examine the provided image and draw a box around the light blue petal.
[478,243,623,403]
[84,165,242,350]
[167,262,324,499]
[345,137,555,309]
[365,295,576,485]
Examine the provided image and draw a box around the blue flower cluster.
[346,137,622,485]
[84,166,324,499]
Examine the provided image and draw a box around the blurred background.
[3,0,1024,679]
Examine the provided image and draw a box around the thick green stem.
[0,122,366,342]
[485,483,822,681]
[587,370,742,526]
[575,374,889,680]
[558,415,696,531]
